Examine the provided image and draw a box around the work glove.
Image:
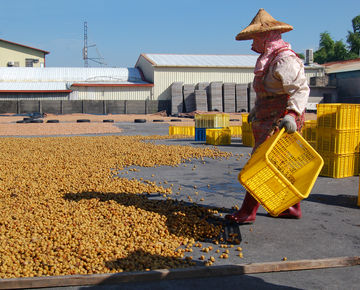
[247,108,256,123]
[279,114,297,134]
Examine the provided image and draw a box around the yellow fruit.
[0,135,232,278]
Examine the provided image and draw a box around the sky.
[0,0,359,67]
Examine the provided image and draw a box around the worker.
[225,8,309,224]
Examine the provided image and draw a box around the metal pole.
[83,22,88,67]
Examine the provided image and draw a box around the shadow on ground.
[79,269,301,290]
[305,193,358,209]
[63,191,240,244]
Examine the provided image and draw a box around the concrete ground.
[15,121,360,290]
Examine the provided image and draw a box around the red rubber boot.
[277,202,302,219]
[225,192,260,224]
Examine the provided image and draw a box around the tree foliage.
[314,15,360,64]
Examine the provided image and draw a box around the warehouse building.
[0,53,329,115]
[0,67,157,115]
[135,53,325,101]
[0,67,152,100]
[323,58,360,103]
[0,39,49,68]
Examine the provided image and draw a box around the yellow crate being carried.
[206,128,231,145]
[238,128,324,216]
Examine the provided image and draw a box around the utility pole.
[82,21,107,67]
[83,21,88,67]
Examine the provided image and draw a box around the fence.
[0,100,171,115]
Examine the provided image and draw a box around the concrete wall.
[0,100,170,115]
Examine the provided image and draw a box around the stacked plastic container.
[316,104,360,178]
[194,113,229,142]
[169,126,195,137]
[241,113,255,147]
[301,120,317,149]
[229,125,242,137]
[206,128,231,145]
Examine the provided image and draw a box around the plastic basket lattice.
[239,128,324,216]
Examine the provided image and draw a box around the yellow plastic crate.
[242,130,255,147]
[319,152,359,178]
[302,120,317,143]
[358,176,360,206]
[206,128,231,145]
[316,128,360,154]
[317,103,360,129]
[239,128,324,216]
[195,113,229,128]
[169,126,195,136]
[308,141,317,150]
[241,113,251,132]
[229,126,242,137]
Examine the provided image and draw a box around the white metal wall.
[153,66,324,100]
[70,86,152,100]
[153,67,255,100]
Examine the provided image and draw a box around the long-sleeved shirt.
[259,54,310,115]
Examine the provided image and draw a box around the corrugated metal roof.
[0,67,146,83]
[323,58,360,74]
[140,53,259,67]
[0,38,50,54]
[0,82,71,91]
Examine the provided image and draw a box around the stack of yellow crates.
[195,113,230,143]
[169,126,195,137]
[316,104,360,178]
[301,120,317,149]
[206,128,231,145]
[241,113,255,147]
[229,125,242,137]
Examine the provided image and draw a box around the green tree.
[334,40,350,61]
[314,14,360,64]
[314,32,335,64]
[347,15,360,57]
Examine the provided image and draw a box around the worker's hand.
[247,108,256,123]
[279,114,297,134]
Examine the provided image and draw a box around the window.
[25,58,39,67]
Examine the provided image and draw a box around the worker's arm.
[273,55,310,116]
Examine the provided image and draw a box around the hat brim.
[236,23,293,41]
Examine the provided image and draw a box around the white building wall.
[136,56,155,83]
[154,67,254,100]
[70,86,152,100]
[153,66,323,100]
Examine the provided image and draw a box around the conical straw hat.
[235,8,293,40]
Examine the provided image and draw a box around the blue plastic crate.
[195,128,207,141]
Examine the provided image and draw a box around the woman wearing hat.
[226,9,310,224]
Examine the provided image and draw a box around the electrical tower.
[82,21,107,67]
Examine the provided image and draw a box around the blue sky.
[0,0,358,67]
